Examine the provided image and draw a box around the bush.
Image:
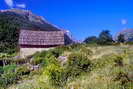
[69,44,84,51]
[16,65,30,76]
[0,66,4,74]
[114,72,130,86]
[92,54,125,70]
[38,55,69,88]
[65,52,91,77]
[44,64,65,87]
[114,56,123,66]
[80,47,93,56]
[49,48,64,58]
[58,45,72,51]
[31,51,47,65]
[0,77,6,88]
[39,56,66,88]
[0,64,17,87]
[84,36,98,44]
[31,48,64,65]
[1,71,17,85]
[0,64,32,88]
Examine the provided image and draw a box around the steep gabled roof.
[19,30,65,46]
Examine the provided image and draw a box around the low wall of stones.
[20,48,53,58]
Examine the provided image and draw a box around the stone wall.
[20,48,53,58]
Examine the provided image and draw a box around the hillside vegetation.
[0,9,60,53]
[0,44,131,89]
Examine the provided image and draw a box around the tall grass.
[7,45,133,89]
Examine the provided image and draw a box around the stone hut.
[19,29,72,58]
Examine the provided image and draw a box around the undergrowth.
[0,44,133,89]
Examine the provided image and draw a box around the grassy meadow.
[0,44,131,89]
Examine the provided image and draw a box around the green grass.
[6,45,133,89]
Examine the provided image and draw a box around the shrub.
[42,55,59,67]
[3,64,17,73]
[31,48,64,65]
[92,54,125,70]
[0,64,17,87]
[69,44,84,51]
[65,52,91,77]
[0,66,4,74]
[31,51,47,65]
[0,64,32,88]
[39,55,68,88]
[0,77,6,88]
[15,65,30,76]
[45,64,65,87]
[40,57,66,88]
[114,56,124,66]
[49,48,64,58]
[58,45,72,51]
[1,71,17,85]
[80,47,93,56]
[114,72,130,87]
[84,36,98,44]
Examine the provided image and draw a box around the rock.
[58,56,68,65]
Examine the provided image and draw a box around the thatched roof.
[19,30,65,46]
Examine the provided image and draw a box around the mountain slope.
[116,29,133,42]
[0,9,61,53]
[0,9,61,31]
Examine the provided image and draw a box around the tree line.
[84,30,125,45]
